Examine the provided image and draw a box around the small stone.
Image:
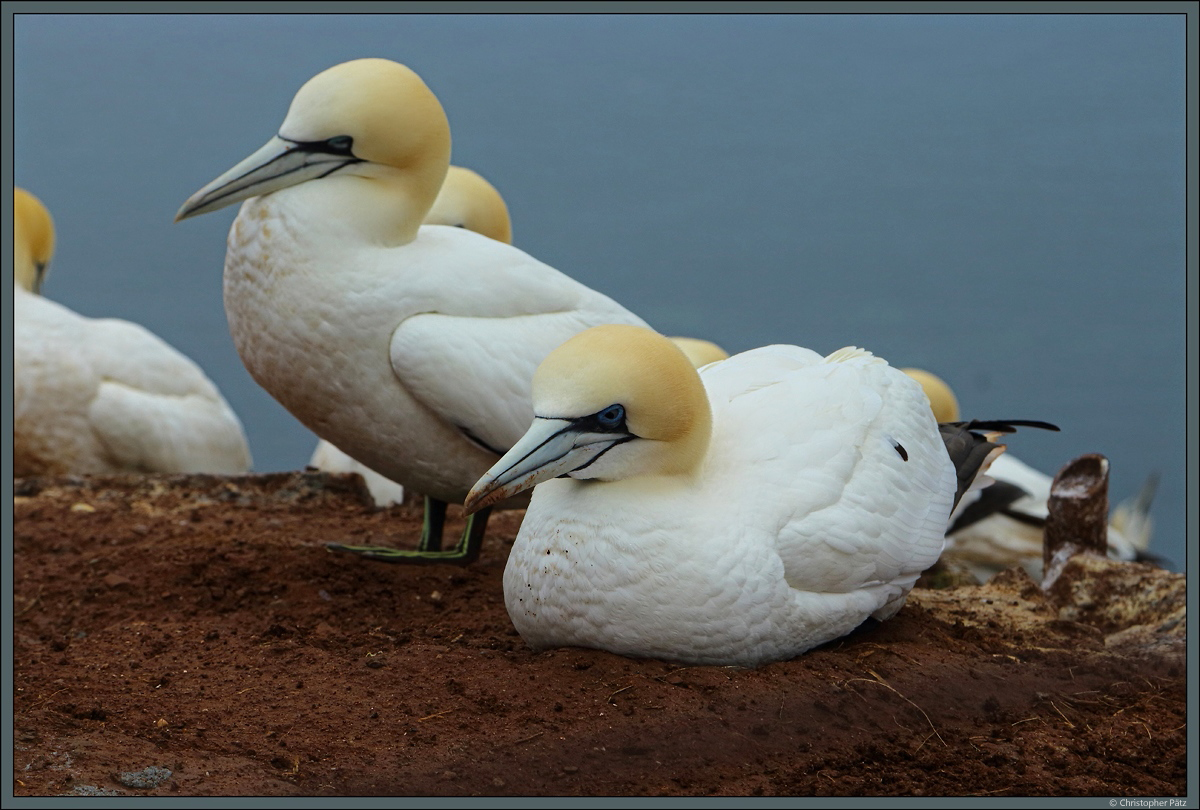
[155,718,168,728]
[115,766,173,789]
[563,765,579,774]
[70,503,96,513]
[65,785,123,796]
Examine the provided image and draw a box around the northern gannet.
[902,367,1155,581]
[900,367,959,423]
[306,165,729,509]
[307,165,512,508]
[422,164,513,243]
[13,188,252,476]
[465,325,1049,666]
[667,336,730,369]
[175,58,650,563]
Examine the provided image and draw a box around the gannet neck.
[425,166,513,244]
[177,58,451,243]
[254,166,435,248]
[901,368,961,423]
[14,188,55,294]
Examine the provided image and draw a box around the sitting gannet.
[902,367,1156,581]
[176,58,650,563]
[465,325,1051,666]
[307,165,512,507]
[13,188,251,476]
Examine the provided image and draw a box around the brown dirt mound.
[11,473,1187,797]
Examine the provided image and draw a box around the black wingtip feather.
[945,419,1061,435]
[938,419,1058,511]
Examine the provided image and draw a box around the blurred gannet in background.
[13,188,252,476]
[900,367,959,423]
[465,325,1053,666]
[667,336,730,368]
[902,367,1156,581]
[176,58,650,563]
[422,164,513,243]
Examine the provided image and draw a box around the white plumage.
[306,165,512,506]
[13,188,251,476]
[176,59,648,556]
[467,325,963,667]
[303,164,731,508]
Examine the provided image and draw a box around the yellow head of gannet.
[177,58,650,563]
[177,57,451,244]
[424,165,513,244]
[467,325,713,511]
[901,367,960,423]
[668,336,729,369]
[14,189,251,476]
[14,187,55,295]
[464,325,996,666]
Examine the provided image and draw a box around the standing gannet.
[902,367,1155,581]
[307,165,729,510]
[13,188,252,476]
[465,325,1046,666]
[307,165,512,507]
[175,58,650,563]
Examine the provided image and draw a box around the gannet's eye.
[597,404,625,429]
[325,135,354,155]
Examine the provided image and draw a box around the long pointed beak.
[174,136,360,221]
[464,417,631,514]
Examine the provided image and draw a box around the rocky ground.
[10,472,1188,797]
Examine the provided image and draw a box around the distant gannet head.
[176,58,451,236]
[425,166,513,244]
[465,325,713,513]
[901,368,960,423]
[668,336,729,369]
[14,187,55,294]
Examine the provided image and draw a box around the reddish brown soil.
[11,473,1188,797]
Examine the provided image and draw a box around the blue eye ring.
[597,404,625,428]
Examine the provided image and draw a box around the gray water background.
[11,14,1188,571]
